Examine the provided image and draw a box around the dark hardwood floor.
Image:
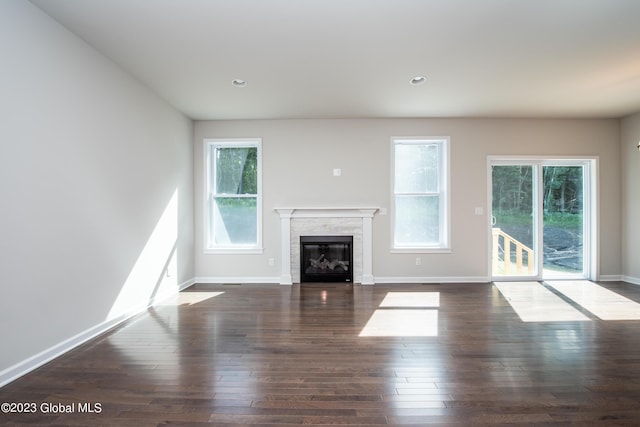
[3,281,640,426]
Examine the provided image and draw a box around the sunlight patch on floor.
[359,309,438,337]
[379,292,440,308]
[546,281,640,320]
[360,292,440,337]
[494,281,590,322]
[156,291,224,306]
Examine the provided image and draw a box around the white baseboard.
[0,278,195,389]
[194,276,281,284]
[374,276,491,284]
[194,276,492,285]
[599,274,623,282]
[621,275,640,286]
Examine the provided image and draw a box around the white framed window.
[391,137,450,252]
[205,138,262,253]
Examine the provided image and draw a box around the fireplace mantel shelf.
[275,206,378,285]
[275,207,378,218]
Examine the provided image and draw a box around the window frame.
[391,137,451,253]
[204,138,263,254]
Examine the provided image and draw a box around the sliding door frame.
[487,156,599,282]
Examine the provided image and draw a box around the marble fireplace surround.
[275,207,378,285]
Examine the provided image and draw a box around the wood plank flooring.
[3,281,640,426]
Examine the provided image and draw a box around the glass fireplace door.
[300,235,353,283]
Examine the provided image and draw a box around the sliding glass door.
[542,165,585,278]
[490,159,592,281]
[491,164,538,279]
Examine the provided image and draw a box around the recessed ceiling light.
[232,79,247,87]
[410,76,426,85]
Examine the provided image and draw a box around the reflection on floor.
[546,280,640,320]
[494,281,590,322]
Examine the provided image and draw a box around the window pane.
[212,197,257,245]
[395,195,440,246]
[395,143,439,193]
[215,147,257,194]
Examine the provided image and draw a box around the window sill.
[205,247,264,255]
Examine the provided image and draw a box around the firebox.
[300,235,353,283]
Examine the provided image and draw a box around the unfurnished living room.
[2,0,640,425]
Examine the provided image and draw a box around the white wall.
[0,1,193,381]
[194,118,621,282]
[621,113,640,283]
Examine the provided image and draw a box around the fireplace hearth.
[300,235,353,283]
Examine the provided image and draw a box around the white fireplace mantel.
[275,207,378,285]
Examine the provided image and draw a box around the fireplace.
[275,207,378,284]
[300,235,353,283]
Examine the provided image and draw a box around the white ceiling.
[31,0,640,120]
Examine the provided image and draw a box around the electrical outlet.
[415,257,422,266]
[268,258,275,266]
